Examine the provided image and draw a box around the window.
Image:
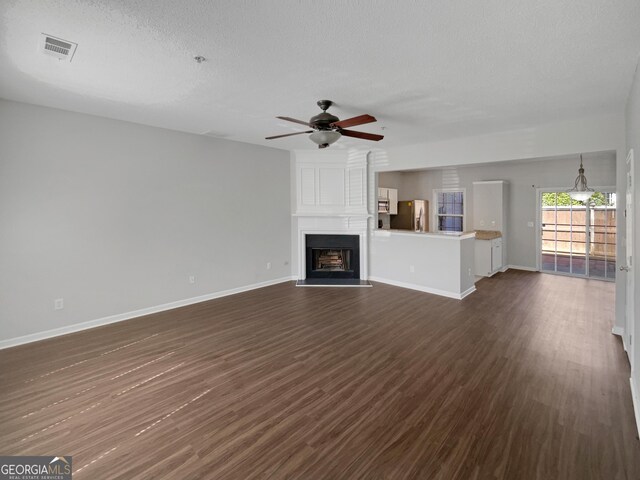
[434,189,465,232]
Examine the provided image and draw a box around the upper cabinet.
[388,188,398,215]
[296,152,368,215]
[472,181,508,231]
[378,187,398,215]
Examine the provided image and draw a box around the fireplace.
[305,234,360,280]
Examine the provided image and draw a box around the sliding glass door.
[540,191,616,281]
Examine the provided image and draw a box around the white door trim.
[625,149,635,370]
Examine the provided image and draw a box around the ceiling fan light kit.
[309,130,341,148]
[266,100,383,148]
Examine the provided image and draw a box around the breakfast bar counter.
[369,229,476,299]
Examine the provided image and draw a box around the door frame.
[625,149,635,371]
[536,186,616,278]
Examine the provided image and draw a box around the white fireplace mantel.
[293,150,371,281]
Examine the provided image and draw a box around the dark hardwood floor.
[0,270,638,479]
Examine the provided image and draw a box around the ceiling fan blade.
[340,129,384,141]
[265,131,313,140]
[276,116,313,127]
[332,114,377,129]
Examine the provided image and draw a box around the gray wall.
[379,153,617,268]
[0,99,291,343]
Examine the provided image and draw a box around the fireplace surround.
[294,152,371,286]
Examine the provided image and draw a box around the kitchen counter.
[474,230,502,240]
[374,229,476,240]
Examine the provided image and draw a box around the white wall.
[0,99,291,345]
[625,59,640,425]
[379,154,617,269]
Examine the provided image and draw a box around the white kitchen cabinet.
[472,181,508,268]
[378,187,398,215]
[472,181,507,230]
[475,237,503,277]
[491,239,502,272]
[388,188,398,214]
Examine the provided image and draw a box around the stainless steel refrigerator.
[390,200,429,232]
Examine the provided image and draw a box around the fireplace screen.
[305,234,360,279]
[312,248,353,272]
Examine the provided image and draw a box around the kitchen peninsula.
[369,229,476,299]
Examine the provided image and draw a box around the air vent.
[40,34,78,62]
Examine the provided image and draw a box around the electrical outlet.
[527,221,534,227]
[468,268,472,276]
[266,262,272,270]
[409,265,415,273]
[54,298,64,310]
[189,276,196,284]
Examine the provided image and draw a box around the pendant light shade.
[567,154,594,202]
[309,130,341,148]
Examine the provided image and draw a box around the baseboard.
[459,285,476,299]
[505,265,538,272]
[368,276,475,300]
[630,376,640,441]
[0,276,295,350]
[611,326,625,337]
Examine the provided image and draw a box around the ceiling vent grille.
[40,34,77,62]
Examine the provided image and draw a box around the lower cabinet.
[475,237,503,277]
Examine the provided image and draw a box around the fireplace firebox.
[305,234,360,280]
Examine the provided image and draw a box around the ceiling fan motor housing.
[310,99,339,130]
[310,111,340,130]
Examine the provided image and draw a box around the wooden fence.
[541,206,616,259]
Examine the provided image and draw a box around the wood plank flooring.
[0,270,638,479]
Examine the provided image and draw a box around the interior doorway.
[539,190,617,281]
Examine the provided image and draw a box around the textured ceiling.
[1,0,640,151]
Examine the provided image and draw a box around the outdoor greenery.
[541,192,614,207]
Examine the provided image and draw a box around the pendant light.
[567,154,594,202]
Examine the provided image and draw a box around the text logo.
[0,456,72,480]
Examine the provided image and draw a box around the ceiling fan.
[265,100,384,148]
